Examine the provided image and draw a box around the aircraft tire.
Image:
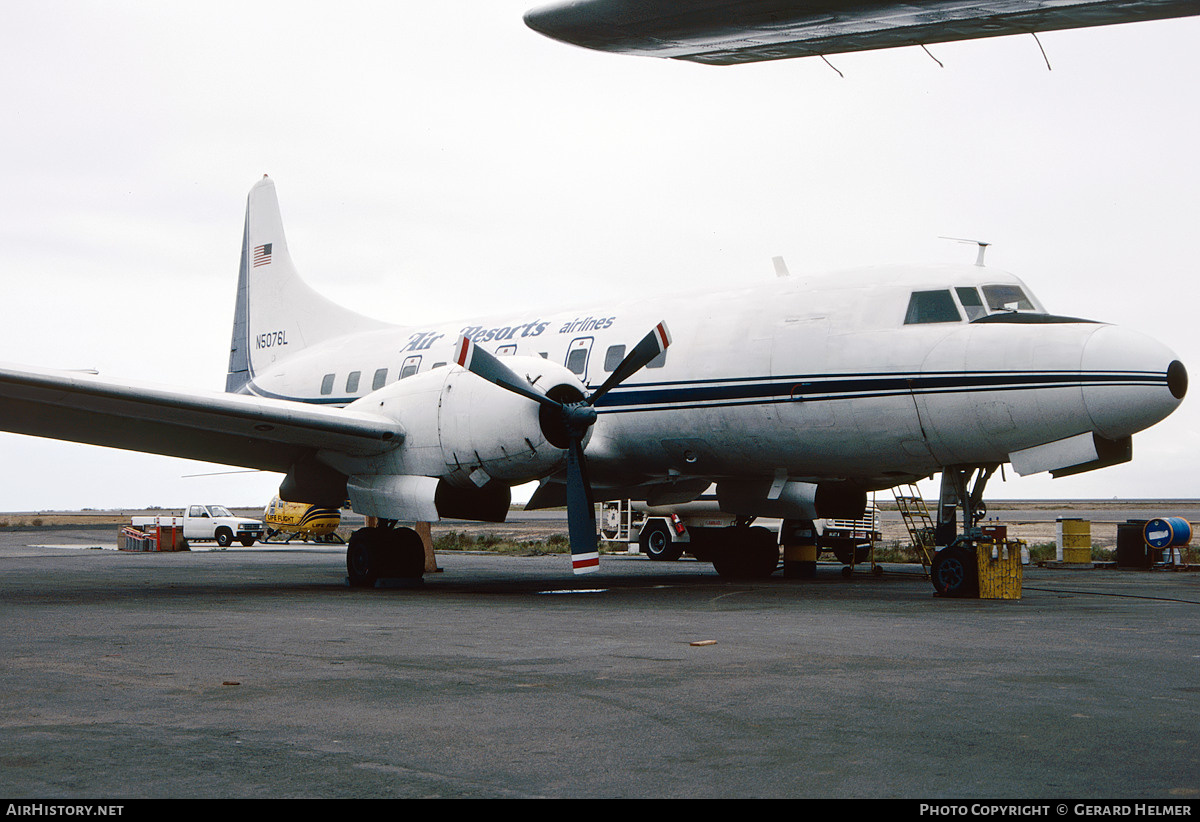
[215,527,233,548]
[639,521,682,561]
[747,525,781,577]
[711,526,779,579]
[346,527,381,588]
[931,544,979,598]
[383,527,426,579]
[347,527,425,587]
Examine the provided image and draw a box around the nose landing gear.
[930,465,997,598]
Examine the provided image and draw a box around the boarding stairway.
[892,485,936,576]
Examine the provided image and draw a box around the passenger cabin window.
[496,345,516,356]
[345,371,361,393]
[646,350,667,369]
[982,284,1035,312]
[604,345,626,372]
[372,368,388,391]
[320,373,335,395]
[904,290,962,325]
[955,287,987,321]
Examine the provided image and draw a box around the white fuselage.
[238,263,1184,498]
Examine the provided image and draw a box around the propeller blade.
[454,323,670,577]
[565,436,599,574]
[587,322,671,405]
[453,335,558,409]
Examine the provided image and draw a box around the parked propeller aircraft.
[0,177,1186,590]
[524,0,1200,65]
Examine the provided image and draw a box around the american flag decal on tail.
[253,243,272,267]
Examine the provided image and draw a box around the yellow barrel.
[1056,518,1092,564]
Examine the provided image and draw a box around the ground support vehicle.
[601,496,880,577]
[131,505,264,548]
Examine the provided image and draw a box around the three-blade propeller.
[454,323,671,574]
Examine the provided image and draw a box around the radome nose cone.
[1080,325,1184,439]
[1168,359,1188,400]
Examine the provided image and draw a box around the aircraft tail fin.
[226,176,389,393]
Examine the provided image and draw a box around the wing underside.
[524,0,1200,65]
[0,364,400,473]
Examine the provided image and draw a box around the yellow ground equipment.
[262,497,344,543]
[976,527,1024,600]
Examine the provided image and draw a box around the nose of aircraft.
[1080,324,1186,440]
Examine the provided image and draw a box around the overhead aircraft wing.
[524,0,1200,65]
[0,364,400,473]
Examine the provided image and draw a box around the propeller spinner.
[454,323,671,574]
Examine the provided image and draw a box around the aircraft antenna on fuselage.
[940,236,991,267]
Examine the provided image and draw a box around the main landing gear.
[695,521,781,580]
[346,522,426,588]
[929,465,998,598]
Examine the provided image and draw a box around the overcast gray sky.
[0,2,1196,510]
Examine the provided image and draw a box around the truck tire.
[215,527,233,548]
[239,536,256,547]
[639,521,682,561]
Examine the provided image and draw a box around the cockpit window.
[955,287,987,321]
[904,290,962,325]
[982,284,1035,312]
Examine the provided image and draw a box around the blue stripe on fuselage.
[590,370,1169,413]
[244,368,1169,413]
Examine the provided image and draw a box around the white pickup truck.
[131,505,265,547]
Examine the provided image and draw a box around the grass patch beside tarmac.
[433,530,571,557]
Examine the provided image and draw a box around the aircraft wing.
[0,363,400,473]
[524,0,1200,65]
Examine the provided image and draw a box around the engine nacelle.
[716,479,867,521]
[325,355,587,488]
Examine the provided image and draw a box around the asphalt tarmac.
[2,525,1199,800]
